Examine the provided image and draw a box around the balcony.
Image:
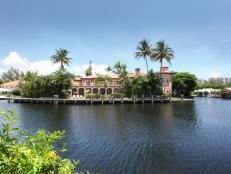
[74,82,120,87]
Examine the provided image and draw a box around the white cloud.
[22,60,59,75]
[0,51,109,76]
[73,63,108,75]
[0,51,59,75]
[2,52,28,69]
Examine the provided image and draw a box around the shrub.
[111,93,125,98]
[163,92,170,99]
[11,89,21,96]
[85,94,101,99]
[172,72,197,97]
[0,109,90,174]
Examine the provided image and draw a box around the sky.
[0,0,230,79]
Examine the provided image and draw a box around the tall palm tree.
[135,39,152,73]
[50,48,72,70]
[151,40,174,78]
[119,72,130,93]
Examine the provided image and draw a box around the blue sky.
[0,0,230,79]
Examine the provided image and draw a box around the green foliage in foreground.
[0,109,91,174]
[20,69,74,98]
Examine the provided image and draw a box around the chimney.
[160,66,169,73]
[134,68,140,76]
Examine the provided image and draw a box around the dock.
[3,97,195,105]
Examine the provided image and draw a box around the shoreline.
[2,97,195,105]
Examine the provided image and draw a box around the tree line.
[197,79,231,89]
[1,40,198,98]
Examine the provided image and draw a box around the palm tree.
[135,39,152,73]
[105,66,112,74]
[50,48,72,70]
[118,72,130,93]
[151,40,174,78]
[113,62,127,74]
[95,75,112,96]
[85,60,93,76]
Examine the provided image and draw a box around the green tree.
[135,39,152,73]
[50,48,72,70]
[1,67,24,82]
[105,66,112,74]
[19,71,38,98]
[51,70,74,98]
[119,72,131,96]
[197,81,225,89]
[130,76,149,97]
[172,72,197,97]
[85,60,93,76]
[113,61,127,74]
[120,70,162,97]
[112,62,130,95]
[95,75,112,96]
[146,70,163,96]
[151,40,174,77]
[226,82,231,87]
[20,70,74,98]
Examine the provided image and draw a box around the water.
[1,98,231,174]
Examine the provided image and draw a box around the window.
[108,81,113,85]
[86,80,91,86]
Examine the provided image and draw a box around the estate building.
[72,66,173,97]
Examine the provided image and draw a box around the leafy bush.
[172,72,197,97]
[11,89,21,96]
[120,70,162,97]
[20,70,74,99]
[111,93,125,98]
[0,109,90,174]
[85,94,101,99]
[163,92,170,99]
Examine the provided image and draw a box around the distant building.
[72,67,173,97]
[209,77,231,84]
[222,88,231,98]
[0,88,12,96]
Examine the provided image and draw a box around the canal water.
[1,98,231,174]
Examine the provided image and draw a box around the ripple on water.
[1,98,231,173]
